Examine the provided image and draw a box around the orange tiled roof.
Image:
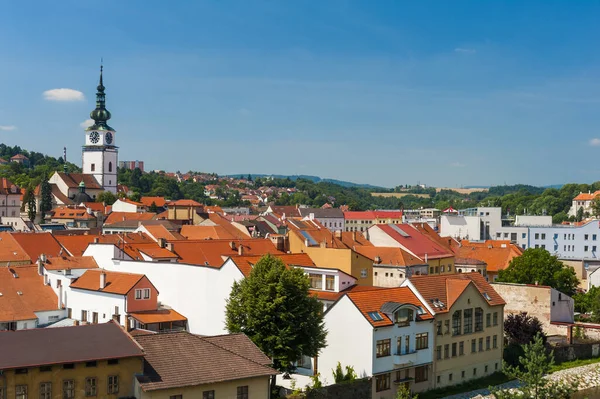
[287,219,348,249]
[311,284,385,302]
[376,224,454,260]
[43,256,98,270]
[124,243,179,260]
[128,309,187,324]
[104,212,157,225]
[411,222,458,252]
[339,231,373,248]
[140,196,168,208]
[180,225,239,240]
[0,177,19,195]
[10,232,63,261]
[70,269,147,295]
[55,233,155,256]
[169,199,202,207]
[0,266,59,322]
[172,239,282,267]
[143,224,181,241]
[206,213,252,238]
[118,198,144,206]
[345,286,433,327]
[51,206,96,220]
[230,253,316,277]
[353,246,424,266]
[82,202,106,213]
[409,272,505,313]
[0,233,32,263]
[454,240,523,272]
[205,205,224,214]
[573,191,600,201]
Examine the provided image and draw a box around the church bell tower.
[82,64,118,194]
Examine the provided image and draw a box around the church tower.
[82,65,118,194]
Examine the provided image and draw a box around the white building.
[440,207,502,241]
[298,208,345,232]
[568,191,600,217]
[319,287,434,396]
[112,198,145,213]
[0,178,21,218]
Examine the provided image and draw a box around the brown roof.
[0,177,19,195]
[345,286,433,327]
[55,173,102,190]
[0,321,143,369]
[134,332,276,391]
[203,333,271,366]
[129,309,187,324]
[0,266,59,322]
[51,184,73,205]
[409,272,506,313]
[454,240,523,272]
[70,269,147,295]
[43,256,98,270]
[268,205,301,218]
[104,212,157,225]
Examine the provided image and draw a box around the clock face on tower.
[105,132,113,145]
[90,131,100,144]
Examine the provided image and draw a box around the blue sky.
[1,1,600,188]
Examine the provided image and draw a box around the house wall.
[68,288,127,326]
[426,257,456,276]
[0,193,21,218]
[125,276,158,313]
[112,200,138,213]
[366,226,401,248]
[491,283,574,336]
[34,309,68,326]
[319,296,374,383]
[431,284,504,389]
[0,356,143,399]
[135,376,271,399]
[90,255,244,335]
[373,265,429,288]
[289,233,373,286]
[316,217,345,232]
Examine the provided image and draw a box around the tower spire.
[87,61,112,131]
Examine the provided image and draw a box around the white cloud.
[43,88,85,101]
[454,48,477,54]
[0,125,16,131]
[590,138,600,146]
[239,108,252,116]
[80,119,94,128]
[450,161,466,168]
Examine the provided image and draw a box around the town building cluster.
[0,67,593,399]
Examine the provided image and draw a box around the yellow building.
[287,219,374,285]
[406,273,505,388]
[134,331,277,399]
[0,321,144,398]
[166,199,205,225]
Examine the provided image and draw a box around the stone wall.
[305,378,371,399]
[552,342,600,363]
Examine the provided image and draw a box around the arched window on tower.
[109,162,112,172]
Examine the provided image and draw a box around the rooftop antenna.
[63,147,67,174]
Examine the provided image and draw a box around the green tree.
[576,206,584,222]
[27,188,37,222]
[331,362,357,384]
[592,198,600,217]
[497,248,579,296]
[573,286,600,321]
[96,191,117,205]
[39,178,53,218]
[225,254,327,392]
[396,384,418,399]
[148,201,159,213]
[491,334,577,399]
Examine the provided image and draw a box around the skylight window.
[483,292,492,301]
[368,311,383,321]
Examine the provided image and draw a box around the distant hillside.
[226,174,386,190]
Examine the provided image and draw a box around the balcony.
[393,350,417,368]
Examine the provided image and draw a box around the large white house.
[319,287,434,397]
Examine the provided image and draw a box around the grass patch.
[419,372,510,399]
[550,356,600,373]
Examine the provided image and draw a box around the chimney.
[157,238,166,248]
[58,284,63,309]
[425,253,428,263]
[229,241,236,250]
[37,258,43,276]
[166,242,173,252]
[352,231,357,242]
[40,253,47,263]
[100,271,107,290]
[309,213,315,221]
[375,256,382,264]
[335,230,342,239]
[238,245,244,256]
[93,237,99,244]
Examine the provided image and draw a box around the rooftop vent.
[17,291,22,295]
[9,268,18,278]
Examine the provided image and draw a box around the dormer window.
[394,308,414,326]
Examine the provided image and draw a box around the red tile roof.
[140,196,168,208]
[124,243,178,260]
[51,206,96,220]
[142,224,182,241]
[70,269,148,295]
[345,286,433,327]
[180,225,239,240]
[353,246,424,266]
[104,212,157,225]
[10,232,64,261]
[43,256,98,270]
[171,239,282,267]
[454,240,523,272]
[574,191,600,201]
[344,211,403,220]
[375,224,454,260]
[409,272,505,313]
[0,177,19,195]
[169,199,203,207]
[0,266,59,322]
[129,309,187,324]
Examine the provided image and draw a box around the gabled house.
[403,273,505,389]
[111,198,145,213]
[319,287,434,397]
[454,240,523,281]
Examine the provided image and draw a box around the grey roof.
[298,207,344,219]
